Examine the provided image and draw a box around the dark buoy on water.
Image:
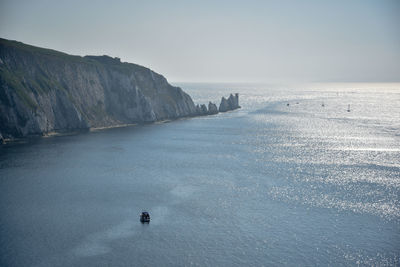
[140,211,150,223]
[287,103,290,106]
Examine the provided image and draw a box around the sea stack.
[208,102,218,115]
[219,93,240,112]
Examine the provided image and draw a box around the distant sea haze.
[0,82,399,266]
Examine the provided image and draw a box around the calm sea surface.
[0,83,399,266]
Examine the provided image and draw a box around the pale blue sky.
[1,0,399,82]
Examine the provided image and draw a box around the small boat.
[347,104,350,112]
[140,211,150,223]
[321,102,325,107]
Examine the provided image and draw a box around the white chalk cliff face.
[0,38,200,139]
[0,38,240,142]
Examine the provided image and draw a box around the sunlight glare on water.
[0,83,399,266]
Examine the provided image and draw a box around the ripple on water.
[71,220,137,257]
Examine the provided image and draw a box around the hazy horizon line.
[2,37,399,85]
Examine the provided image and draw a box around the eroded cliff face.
[0,38,197,140]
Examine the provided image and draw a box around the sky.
[0,0,399,83]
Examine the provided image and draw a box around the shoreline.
[89,123,138,132]
[1,117,200,145]
[1,105,241,146]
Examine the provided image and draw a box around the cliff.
[0,38,240,143]
[0,38,199,141]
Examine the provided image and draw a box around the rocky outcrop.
[195,104,208,116]
[219,97,230,112]
[219,93,240,112]
[0,38,240,142]
[229,93,240,109]
[208,102,218,115]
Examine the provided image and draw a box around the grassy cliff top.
[0,38,152,74]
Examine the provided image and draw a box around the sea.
[0,83,399,266]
